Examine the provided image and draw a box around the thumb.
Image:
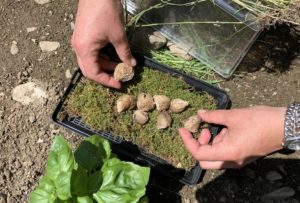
[198,109,231,126]
[112,35,136,67]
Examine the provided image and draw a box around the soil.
[0,0,300,203]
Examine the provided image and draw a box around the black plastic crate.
[52,54,231,185]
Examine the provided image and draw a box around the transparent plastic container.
[123,0,262,78]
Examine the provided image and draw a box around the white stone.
[131,28,166,51]
[65,69,72,79]
[148,31,167,50]
[12,82,48,105]
[39,41,60,52]
[37,138,44,144]
[34,0,50,5]
[26,27,37,33]
[168,43,192,61]
[10,41,19,55]
[70,21,75,30]
[29,114,36,123]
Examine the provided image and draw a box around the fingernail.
[130,58,137,67]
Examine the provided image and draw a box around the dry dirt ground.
[0,1,300,203]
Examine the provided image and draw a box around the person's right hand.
[179,106,286,169]
[71,0,136,89]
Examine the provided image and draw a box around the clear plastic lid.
[123,0,262,78]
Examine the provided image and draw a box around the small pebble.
[23,161,33,167]
[168,43,192,61]
[26,27,37,33]
[265,171,282,182]
[148,31,167,50]
[10,41,19,55]
[34,0,50,5]
[224,88,230,92]
[70,22,75,30]
[29,114,36,123]
[137,93,155,112]
[170,99,189,113]
[37,138,44,144]
[133,110,149,125]
[157,111,172,129]
[14,160,21,169]
[39,41,60,52]
[113,63,134,82]
[65,69,72,79]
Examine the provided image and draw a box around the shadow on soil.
[147,158,300,203]
[147,172,183,203]
[196,158,300,203]
[237,23,300,74]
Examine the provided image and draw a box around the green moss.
[65,67,216,169]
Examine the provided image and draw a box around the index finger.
[179,128,228,161]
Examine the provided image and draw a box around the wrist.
[274,107,286,149]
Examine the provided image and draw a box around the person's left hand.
[179,106,286,169]
[71,0,136,89]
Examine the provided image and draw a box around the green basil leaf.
[46,136,75,200]
[29,176,57,203]
[74,135,111,172]
[71,166,103,197]
[76,196,94,203]
[87,170,103,194]
[71,166,88,196]
[54,199,70,203]
[93,158,150,203]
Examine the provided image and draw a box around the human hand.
[72,0,136,88]
[179,106,286,169]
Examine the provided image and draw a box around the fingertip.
[111,81,121,89]
[130,57,137,67]
[198,128,211,145]
[197,109,208,120]
[197,109,229,126]
[109,78,121,89]
[197,109,207,115]
[212,129,227,144]
[179,128,191,136]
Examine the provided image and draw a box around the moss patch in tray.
[63,67,216,169]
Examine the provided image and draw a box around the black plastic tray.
[52,54,231,185]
